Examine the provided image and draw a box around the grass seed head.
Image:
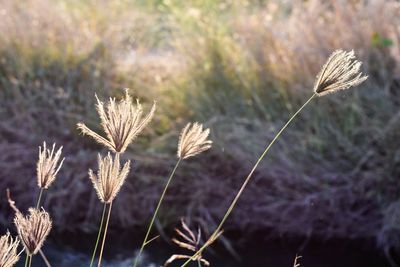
[77,89,156,153]
[37,142,65,189]
[88,153,130,203]
[313,50,368,96]
[177,122,212,159]
[14,208,52,256]
[0,232,20,267]
[164,219,222,266]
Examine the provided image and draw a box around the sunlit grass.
[0,0,399,261]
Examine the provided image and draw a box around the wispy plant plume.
[177,123,212,159]
[37,142,65,189]
[77,90,156,153]
[164,219,222,267]
[0,232,20,267]
[313,50,368,96]
[14,208,52,256]
[89,153,130,203]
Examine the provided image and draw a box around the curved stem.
[179,93,317,267]
[97,202,113,267]
[133,159,182,267]
[36,188,44,209]
[89,204,107,267]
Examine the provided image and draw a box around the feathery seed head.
[177,123,212,159]
[313,50,368,96]
[164,219,222,266]
[77,89,156,153]
[37,142,65,189]
[88,153,130,203]
[0,232,20,267]
[14,208,52,256]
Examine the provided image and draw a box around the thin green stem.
[179,93,317,267]
[36,188,44,209]
[89,204,107,267]
[197,260,202,267]
[97,202,113,267]
[28,256,32,267]
[133,158,182,267]
[24,254,29,267]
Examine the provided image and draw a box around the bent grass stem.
[90,204,107,267]
[133,158,182,267]
[179,93,317,267]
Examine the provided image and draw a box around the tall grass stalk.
[97,202,113,267]
[179,93,317,267]
[133,158,182,267]
[90,204,107,267]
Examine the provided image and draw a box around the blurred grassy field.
[0,0,399,256]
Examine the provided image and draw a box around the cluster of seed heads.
[4,49,367,267]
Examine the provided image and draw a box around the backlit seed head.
[88,153,130,203]
[14,208,52,256]
[313,50,368,96]
[37,142,65,189]
[177,123,212,160]
[77,89,156,153]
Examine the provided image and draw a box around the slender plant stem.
[197,260,202,267]
[24,254,29,267]
[36,188,44,209]
[38,249,51,267]
[133,158,182,267]
[89,204,107,267]
[179,93,317,267]
[28,256,32,267]
[97,202,113,267]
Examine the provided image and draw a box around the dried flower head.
[77,90,156,153]
[313,50,368,96]
[14,208,52,256]
[164,219,222,267]
[89,153,130,203]
[0,232,20,267]
[37,142,65,189]
[177,123,212,159]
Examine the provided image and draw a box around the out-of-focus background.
[0,0,399,266]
